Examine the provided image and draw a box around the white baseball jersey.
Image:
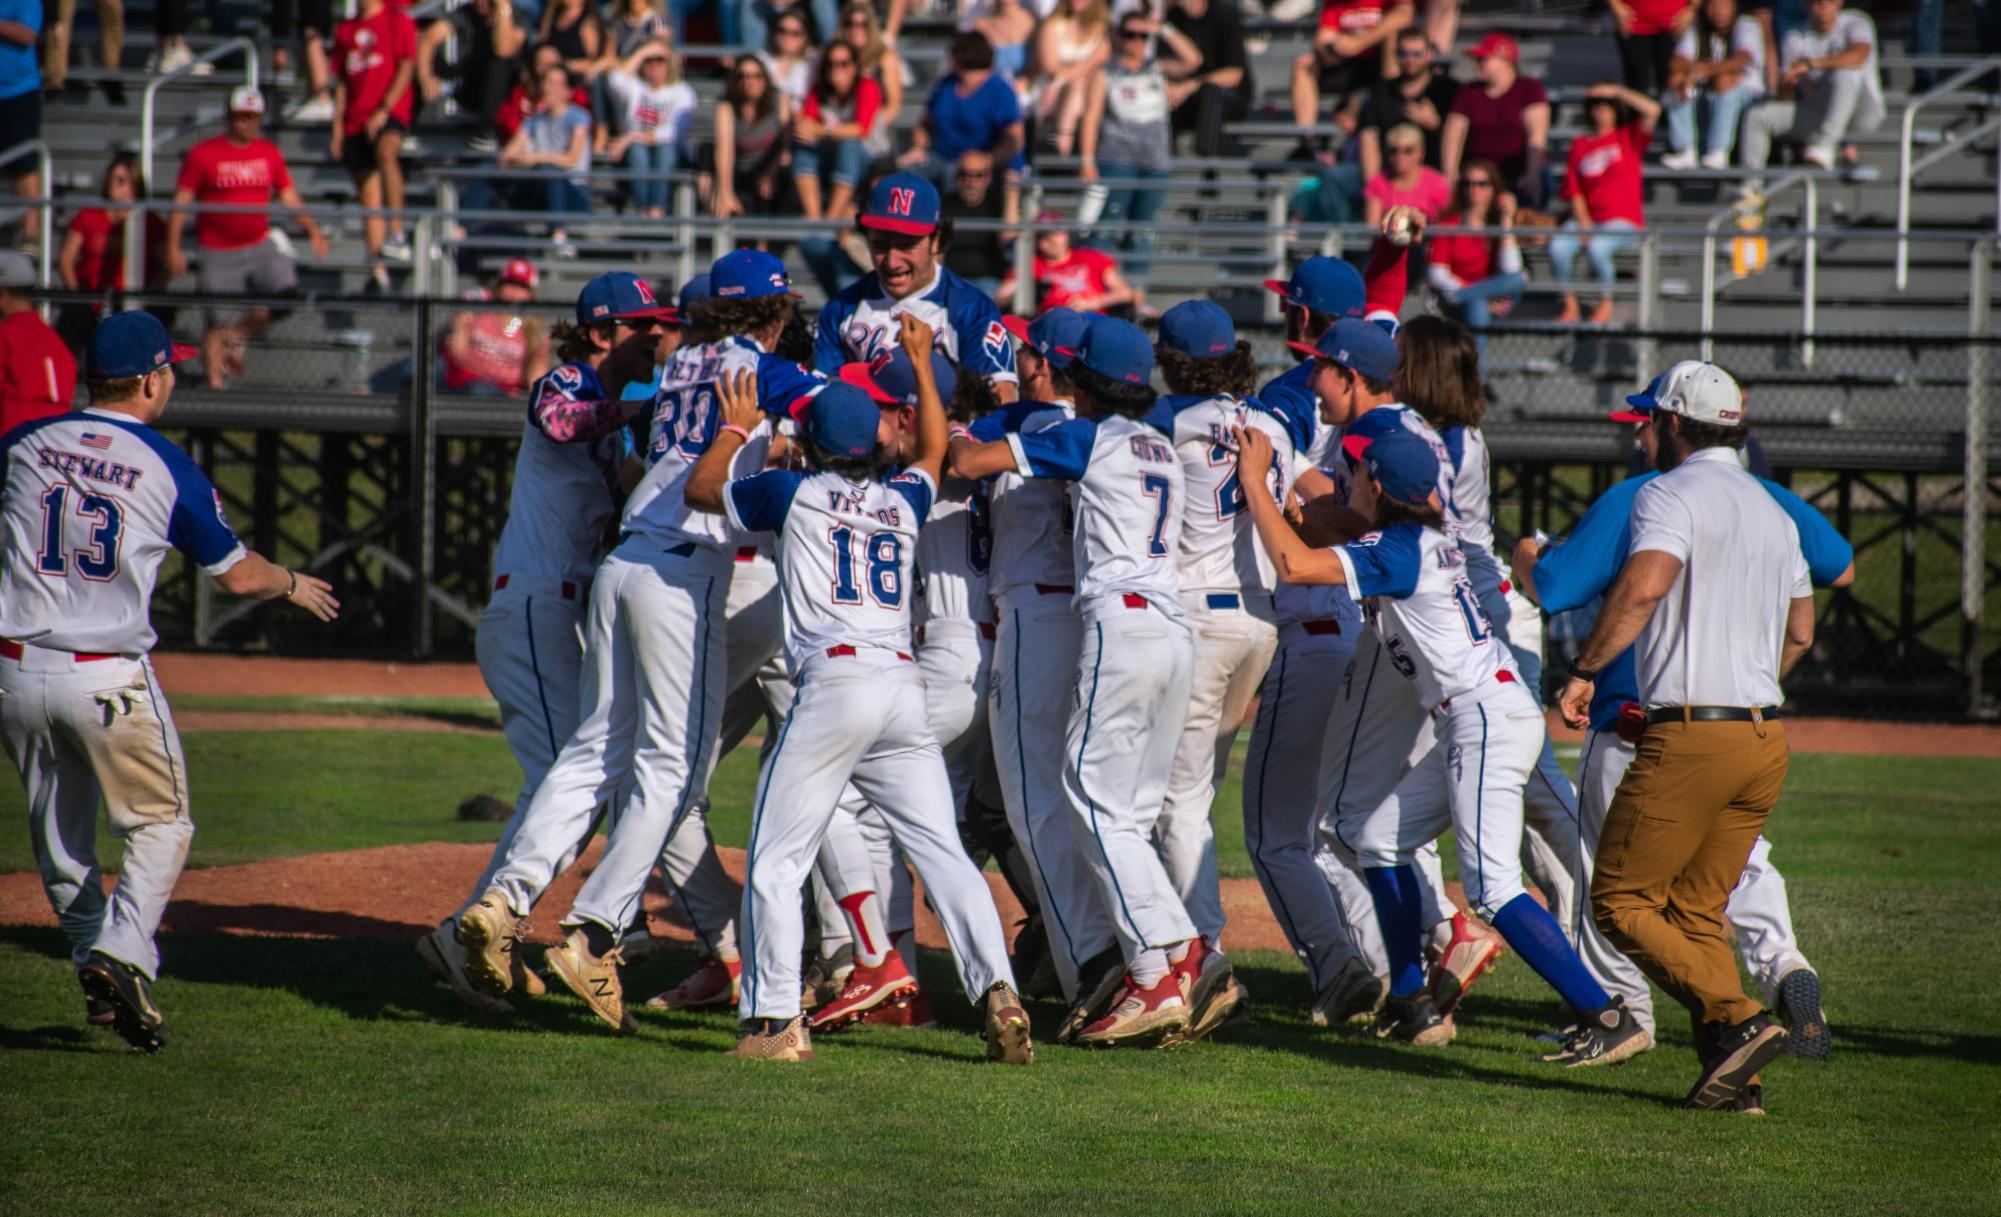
[725,465,937,669]
[623,335,826,551]
[1005,410,1184,614]
[970,399,1075,597]
[813,264,1018,388]
[1160,393,1295,595]
[914,475,993,627]
[1274,423,1362,633]
[489,361,629,585]
[1438,423,1510,600]
[1333,522,1516,711]
[0,408,246,654]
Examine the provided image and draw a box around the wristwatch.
[1567,659,1599,684]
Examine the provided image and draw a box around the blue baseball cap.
[1265,256,1366,318]
[1156,300,1237,358]
[86,311,197,379]
[1289,317,1399,383]
[1343,427,1439,507]
[678,273,712,309]
[1076,316,1154,387]
[805,382,884,459]
[844,349,957,408]
[575,271,676,325]
[859,171,941,236]
[711,247,794,299]
[1001,307,1089,371]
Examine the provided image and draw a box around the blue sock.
[1490,893,1612,1013]
[1363,865,1428,997]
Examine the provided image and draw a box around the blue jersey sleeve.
[164,451,247,572]
[812,297,852,375]
[726,468,807,535]
[969,401,1062,442]
[886,469,936,525]
[1759,478,1853,587]
[949,285,1017,384]
[1008,416,1096,481]
[1532,476,1649,614]
[1338,524,1423,599]
[755,353,827,420]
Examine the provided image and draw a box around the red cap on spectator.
[1469,33,1519,63]
[501,258,539,289]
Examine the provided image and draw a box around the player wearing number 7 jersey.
[686,313,1031,1065]
[0,312,339,1053]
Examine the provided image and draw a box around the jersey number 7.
[1141,473,1172,558]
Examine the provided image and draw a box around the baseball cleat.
[1311,960,1387,1027]
[456,888,523,996]
[809,955,919,1031]
[1540,998,1653,1067]
[1373,992,1454,1048]
[544,930,629,1032]
[1169,940,1240,1044]
[77,953,168,1054]
[512,949,547,999]
[618,927,670,965]
[85,995,116,1026]
[1056,944,1127,1044]
[646,954,742,1011]
[730,1015,815,1061]
[1684,1014,1788,1110]
[1429,911,1504,1018]
[984,982,1035,1065]
[417,923,514,1016]
[800,942,855,1010]
[1074,972,1189,1048]
[860,990,937,1027]
[1775,968,1832,1060]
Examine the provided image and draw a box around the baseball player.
[0,311,338,1052]
[1517,365,1850,1065]
[421,271,675,1014]
[685,314,1031,1065]
[814,171,1019,402]
[456,250,826,1031]
[1236,423,1648,1064]
[953,317,1228,1050]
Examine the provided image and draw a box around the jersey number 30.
[828,525,902,607]
[37,485,124,580]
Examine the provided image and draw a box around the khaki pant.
[1590,718,1790,1033]
[43,0,127,91]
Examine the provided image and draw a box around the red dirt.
[174,712,499,734]
[151,654,491,699]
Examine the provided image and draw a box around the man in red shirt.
[0,251,77,435]
[441,258,547,396]
[166,87,331,390]
[333,0,419,294]
[1290,0,1413,150]
[999,217,1139,314]
[1550,82,1660,325]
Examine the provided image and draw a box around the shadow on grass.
[0,1022,100,1054]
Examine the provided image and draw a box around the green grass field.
[2,722,1998,1216]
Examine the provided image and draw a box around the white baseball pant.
[487,540,728,935]
[1492,582,1583,937]
[991,587,1118,999]
[1,648,191,981]
[1150,593,1277,947]
[1574,730,1813,1031]
[738,650,1015,1020]
[1066,602,1200,960]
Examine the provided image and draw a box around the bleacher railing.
[1896,55,2001,290]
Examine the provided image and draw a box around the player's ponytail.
[1372,495,1447,533]
[1068,362,1158,420]
[1157,341,1258,399]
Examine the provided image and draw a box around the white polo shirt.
[1628,447,1811,709]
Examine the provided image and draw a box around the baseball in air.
[1388,214,1415,247]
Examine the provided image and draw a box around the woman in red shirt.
[55,154,168,351]
[1548,82,1659,325]
[998,215,1137,313]
[1424,158,1525,363]
[793,41,884,223]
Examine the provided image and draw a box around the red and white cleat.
[1075,972,1189,1048]
[808,955,919,1030]
[1429,911,1505,1018]
[646,954,742,1011]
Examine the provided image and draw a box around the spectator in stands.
[940,149,1015,298]
[441,258,549,396]
[0,0,41,249]
[55,153,167,350]
[793,40,885,222]
[271,0,333,121]
[333,0,419,295]
[1163,0,1252,157]
[727,0,841,52]
[1358,26,1456,181]
[1289,0,1411,158]
[499,65,594,250]
[757,9,815,107]
[418,0,527,155]
[42,0,125,103]
[1548,82,1658,326]
[1442,34,1550,207]
[0,251,73,431]
[604,44,694,218]
[1661,0,1765,170]
[972,0,1038,85]
[1078,12,1196,278]
[1425,159,1523,361]
[147,0,196,75]
[1363,121,1449,225]
[1611,0,1697,97]
[707,54,792,222]
[540,0,606,80]
[1000,213,1138,313]
[1738,0,1882,178]
[496,45,591,148]
[841,1,906,121]
[166,87,330,391]
[602,0,675,65]
[1033,0,1111,155]
[901,33,1025,184]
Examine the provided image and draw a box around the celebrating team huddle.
[3,172,1839,1112]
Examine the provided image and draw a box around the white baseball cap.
[1624,360,1745,427]
[228,85,265,115]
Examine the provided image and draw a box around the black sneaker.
[1776,968,1832,1060]
[1056,944,1126,1044]
[1373,992,1454,1047]
[1733,1083,1768,1115]
[1684,1013,1787,1110]
[1540,997,1654,1067]
[77,953,168,1053]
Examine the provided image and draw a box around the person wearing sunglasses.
[56,153,169,351]
[1075,15,1198,278]
[708,55,792,224]
[1357,27,1457,182]
[793,42,885,223]
[1424,158,1523,363]
[1289,0,1412,147]
[726,0,839,75]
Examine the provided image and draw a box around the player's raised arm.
[1235,426,1345,585]
[899,313,948,484]
[950,431,1023,480]
[685,368,761,513]
[213,553,341,621]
